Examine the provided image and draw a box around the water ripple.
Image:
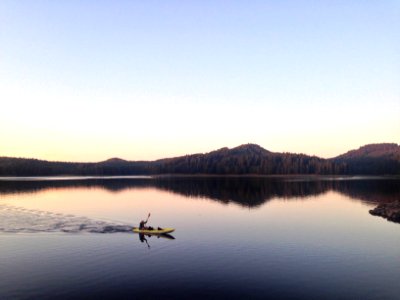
[0,204,133,233]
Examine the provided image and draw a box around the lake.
[0,176,399,299]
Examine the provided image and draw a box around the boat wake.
[0,204,134,234]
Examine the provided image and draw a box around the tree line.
[0,144,399,176]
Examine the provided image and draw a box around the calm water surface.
[0,176,399,299]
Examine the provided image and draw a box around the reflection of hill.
[330,179,400,204]
[0,178,153,194]
[0,177,399,208]
[153,177,330,207]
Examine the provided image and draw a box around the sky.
[0,1,399,162]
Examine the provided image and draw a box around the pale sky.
[1,1,399,162]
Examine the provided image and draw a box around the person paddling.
[139,213,151,230]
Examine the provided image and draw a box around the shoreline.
[0,174,399,181]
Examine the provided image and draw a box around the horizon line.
[1,142,398,164]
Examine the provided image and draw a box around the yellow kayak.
[133,227,175,234]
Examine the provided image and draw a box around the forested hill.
[0,143,399,176]
[332,143,400,174]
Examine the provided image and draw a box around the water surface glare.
[0,176,399,299]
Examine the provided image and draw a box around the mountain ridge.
[335,143,400,159]
[0,143,399,176]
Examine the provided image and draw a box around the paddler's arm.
[144,213,151,224]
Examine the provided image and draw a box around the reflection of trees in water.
[153,177,400,207]
[0,178,153,195]
[329,179,400,204]
[153,177,330,207]
[0,177,399,208]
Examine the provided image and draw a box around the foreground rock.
[369,200,400,223]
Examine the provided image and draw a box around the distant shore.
[0,174,399,181]
[1,143,399,176]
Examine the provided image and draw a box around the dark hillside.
[333,144,400,175]
[335,143,400,160]
[0,143,399,176]
[153,144,329,174]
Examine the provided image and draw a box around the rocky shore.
[369,200,400,223]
